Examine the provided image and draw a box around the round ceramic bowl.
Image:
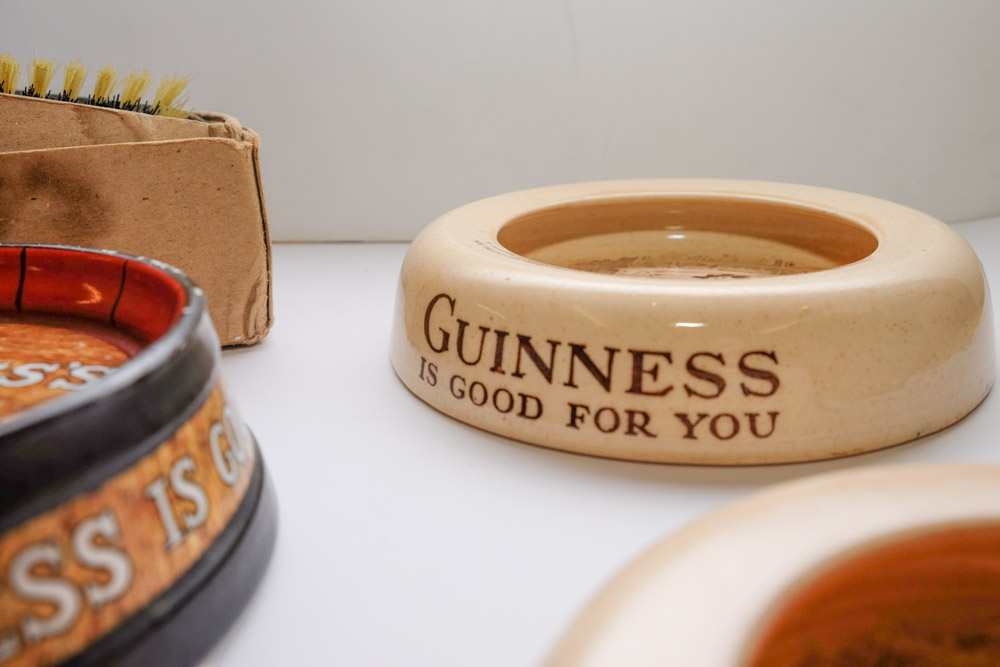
[546,464,1000,666]
[390,179,994,464]
[0,245,276,666]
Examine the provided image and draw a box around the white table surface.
[206,217,1000,666]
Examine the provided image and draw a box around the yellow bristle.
[0,54,20,94]
[93,65,119,103]
[121,70,151,107]
[159,108,190,119]
[63,60,88,101]
[158,94,191,118]
[29,58,58,97]
[152,75,190,116]
[2,56,194,116]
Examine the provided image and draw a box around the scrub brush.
[0,55,190,118]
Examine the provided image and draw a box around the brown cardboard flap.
[0,94,272,345]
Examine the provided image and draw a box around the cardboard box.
[0,93,272,345]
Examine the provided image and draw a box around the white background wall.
[4,0,1000,240]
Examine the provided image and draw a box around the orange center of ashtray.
[748,522,1000,665]
[0,320,133,420]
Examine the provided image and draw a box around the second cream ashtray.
[390,179,994,464]
[545,464,1000,665]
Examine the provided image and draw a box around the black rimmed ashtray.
[0,244,276,666]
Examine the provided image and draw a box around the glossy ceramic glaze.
[390,180,994,464]
[545,465,1000,666]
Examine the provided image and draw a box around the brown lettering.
[567,402,590,428]
[490,330,509,374]
[675,412,709,439]
[746,411,779,438]
[512,335,560,383]
[468,381,488,406]
[709,413,740,440]
[684,352,726,399]
[492,388,514,413]
[423,293,455,353]
[455,320,490,366]
[739,351,780,397]
[449,374,466,398]
[627,350,674,396]
[564,344,618,392]
[594,407,621,433]
[625,410,657,438]
[518,394,543,419]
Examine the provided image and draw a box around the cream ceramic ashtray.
[545,465,1000,665]
[390,179,994,464]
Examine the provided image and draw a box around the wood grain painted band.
[0,383,255,667]
[0,245,276,665]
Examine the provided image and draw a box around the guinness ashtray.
[547,465,1000,665]
[390,180,994,464]
[0,245,276,666]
